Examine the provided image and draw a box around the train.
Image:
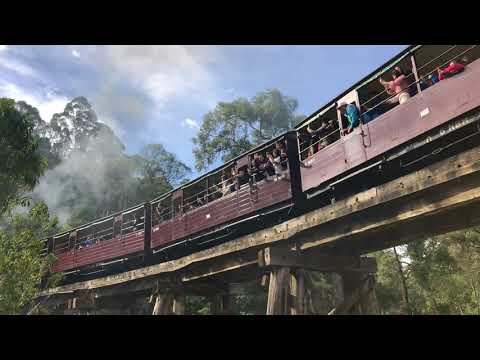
[42,44,480,284]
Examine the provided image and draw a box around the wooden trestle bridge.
[33,145,480,315]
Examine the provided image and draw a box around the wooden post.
[152,293,174,315]
[341,272,363,314]
[173,294,185,315]
[336,271,379,315]
[289,269,306,315]
[266,266,291,315]
[210,293,230,315]
[144,202,152,265]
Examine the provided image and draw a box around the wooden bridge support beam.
[260,247,378,315]
[210,292,231,315]
[173,294,185,315]
[152,292,175,315]
[266,266,291,315]
[330,271,379,315]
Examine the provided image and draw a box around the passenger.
[252,153,266,181]
[229,168,237,192]
[216,174,231,197]
[307,124,320,154]
[316,119,336,150]
[237,168,250,187]
[438,56,468,80]
[264,152,276,177]
[379,66,411,105]
[156,203,167,221]
[85,236,93,247]
[275,141,286,153]
[280,148,288,171]
[338,102,361,135]
[272,149,283,175]
[418,74,430,91]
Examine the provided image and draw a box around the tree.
[0,202,59,314]
[139,144,191,188]
[15,100,60,169]
[0,98,47,214]
[192,89,305,171]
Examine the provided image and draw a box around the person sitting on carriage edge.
[338,102,360,135]
[379,66,411,105]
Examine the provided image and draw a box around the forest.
[1,89,480,315]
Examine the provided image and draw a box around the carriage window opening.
[207,164,236,201]
[249,139,290,182]
[76,228,90,249]
[54,234,70,254]
[298,107,340,161]
[183,179,208,212]
[94,218,114,243]
[121,207,144,235]
[153,196,173,226]
[358,45,479,125]
[113,216,122,238]
[173,197,182,217]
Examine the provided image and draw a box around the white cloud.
[181,118,200,129]
[0,56,36,77]
[0,82,68,121]
[72,50,80,58]
[96,46,220,109]
[0,45,8,51]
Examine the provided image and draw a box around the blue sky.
[0,45,407,176]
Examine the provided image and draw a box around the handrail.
[361,45,461,109]
[298,128,341,156]
[360,45,477,120]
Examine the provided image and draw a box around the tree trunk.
[393,247,412,315]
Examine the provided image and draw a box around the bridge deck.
[37,145,480,301]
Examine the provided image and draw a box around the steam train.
[42,45,480,284]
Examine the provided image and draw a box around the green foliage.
[374,227,480,315]
[185,296,211,315]
[0,202,59,314]
[192,89,305,171]
[0,98,47,214]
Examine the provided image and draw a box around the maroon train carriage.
[49,204,147,277]
[149,132,303,258]
[47,132,302,280]
[296,45,480,199]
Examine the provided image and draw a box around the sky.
[0,45,407,176]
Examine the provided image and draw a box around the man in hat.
[338,102,360,135]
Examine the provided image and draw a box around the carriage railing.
[298,127,341,162]
[360,45,478,121]
[298,45,479,164]
[360,45,461,110]
[181,158,291,213]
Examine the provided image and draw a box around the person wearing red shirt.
[438,56,468,80]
